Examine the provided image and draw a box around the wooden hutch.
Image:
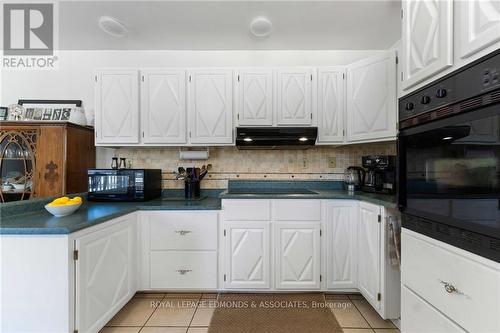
[0,121,95,202]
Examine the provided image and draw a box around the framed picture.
[25,108,35,120]
[42,108,53,120]
[33,108,43,120]
[52,108,62,120]
[61,108,71,121]
[0,107,7,121]
[18,100,82,122]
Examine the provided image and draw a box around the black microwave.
[87,169,162,202]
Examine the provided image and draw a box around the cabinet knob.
[176,269,192,275]
[174,230,191,236]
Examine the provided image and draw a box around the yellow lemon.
[47,202,64,207]
[52,196,70,205]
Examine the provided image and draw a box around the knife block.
[184,180,200,199]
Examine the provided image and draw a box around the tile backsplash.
[114,142,396,189]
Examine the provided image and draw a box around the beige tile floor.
[100,293,400,333]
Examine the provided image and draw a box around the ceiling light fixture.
[250,16,273,38]
[98,16,127,37]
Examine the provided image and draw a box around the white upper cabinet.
[94,62,400,146]
[276,68,314,126]
[459,0,500,59]
[275,223,321,289]
[346,53,397,143]
[224,221,271,289]
[95,70,140,144]
[317,68,345,144]
[325,201,357,289]
[141,70,187,144]
[235,69,273,126]
[357,202,381,310]
[188,69,233,144]
[402,0,453,90]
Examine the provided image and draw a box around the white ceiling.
[59,1,402,50]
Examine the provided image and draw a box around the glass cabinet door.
[0,129,37,202]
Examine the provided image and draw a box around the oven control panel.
[399,50,500,123]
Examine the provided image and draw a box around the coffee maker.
[361,155,396,194]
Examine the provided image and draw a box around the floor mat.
[208,293,342,333]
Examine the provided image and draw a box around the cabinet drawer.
[274,200,321,221]
[401,286,466,333]
[149,212,218,250]
[402,230,500,333]
[150,251,217,289]
[222,200,271,221]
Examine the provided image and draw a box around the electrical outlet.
[302,158,308,169]
[328,157,336,168]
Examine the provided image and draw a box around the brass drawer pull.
[174,230,192,236]
[176,269,192,275]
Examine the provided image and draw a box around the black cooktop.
[227,188,318,195]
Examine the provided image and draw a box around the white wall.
[1,49,387,118]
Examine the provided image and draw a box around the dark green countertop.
[0,181,397,235]
[0,197,221,235]
[219,180,397,208]
[219,189,397,208]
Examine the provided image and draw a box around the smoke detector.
[98,16,127,37]
[250,16,273,38]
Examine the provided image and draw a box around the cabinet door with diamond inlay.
[402,0,453,89]
[95,70,139,144]
[188,69,233,144]
[459,0,500,59]
[357,202,381,310]
[275,222,321,289]
[276,68,313,126]
[317,68,345,143]
[141,70,186,144]
[75,215,135,333]
[236,69,273,126]
[224,222,271,289]
[326,200,358,289]
[346,53,397,143]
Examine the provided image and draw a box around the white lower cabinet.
[402,228,500,333]
[357,201,381,310]
[325,200,358,289]
[223,221,271,289]
[75,214,136,333]
[221,198,400,314]
[275,222,321,289]
[222,199,321,291]
[401,286,466,333]
[150,251,217,289]
[140,211,219,290]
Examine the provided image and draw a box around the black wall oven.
[398,49,500,263]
